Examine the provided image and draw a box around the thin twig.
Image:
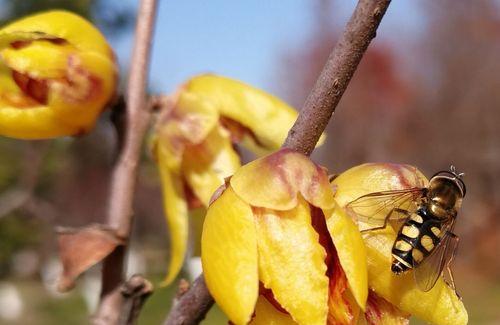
[93,0,158,323]
[163,0,391,323]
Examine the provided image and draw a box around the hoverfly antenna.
[450,165,465,179]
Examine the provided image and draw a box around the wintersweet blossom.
[0,11,117,139]
[332,163,468,325]
[151,75,324,285]
[201,149,367,325]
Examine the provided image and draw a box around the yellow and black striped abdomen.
[391,209,442,274]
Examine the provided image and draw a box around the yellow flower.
[0,10,117,139]
[332,163,468,325]
[201,149,367,325]
[152,75,324,285]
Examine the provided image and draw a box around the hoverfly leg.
[360,208,410,233]
[445,233,460,299]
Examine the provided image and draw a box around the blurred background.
[0,0,499,324]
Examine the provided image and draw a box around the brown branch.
[92,0,158,323]
[283,0,391,155]
[163,0,392,323]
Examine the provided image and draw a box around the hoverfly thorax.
[427,170,466,219]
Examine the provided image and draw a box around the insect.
[346,166,466,293]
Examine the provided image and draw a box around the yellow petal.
[254,196,329,325]
[363,291,410,325]
[182,124,241,206]
[157,148,189,286]
[231,149,335,210]
[333,163,467,325]
[332,163,428,207]
[1,40,73,79]
[250,295,297,325]
[0,11,112,55]
[363,228,467,325]
[185,74,325,153]
[324,204,368,310]
[201,186,258,325]
[155,91,219,171]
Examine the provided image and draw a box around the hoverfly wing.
[345,188,424,231]
[413,222,458,292]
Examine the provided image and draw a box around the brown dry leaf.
[56,223,124,292]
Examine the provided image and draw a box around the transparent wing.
[413,221,458,292]
[345,188,425,231]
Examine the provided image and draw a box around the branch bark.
[93,0,158,323]
[163,0,391,323]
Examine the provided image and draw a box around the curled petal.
[157,148,189,286]
[182,125,241,206]
[155,91,219,171]
[201,186,258,325]
[0,11,117,139]
[231,149,335,210]
[324,205,368,310]
[185,74,325,153]
[254,196,329,325]
[250,295,297,325]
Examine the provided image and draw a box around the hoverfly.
[345,166,466,293]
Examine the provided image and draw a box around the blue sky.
[110,1,424,96]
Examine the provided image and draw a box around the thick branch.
[163,0,391,323]
[93,0,158,323]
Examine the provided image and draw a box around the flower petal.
[250,295,297,325]
[362,228,467,325]
[362,291,410,325]
[254,196,329,325]
[201,186,258,325]
[324,205,368,310]
[157,148,189,286]
[185,74,326,153]
[231,149,335,210]
[0,11,112,55]
[155,91,219,171]
[332,163,428,207]
[182,124,241,206]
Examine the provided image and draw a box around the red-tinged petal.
[231,148,335,210]
[310,207,355,325]
[324,205,368,310]
[362,291,410,325]
[201,186,258,325]
[155,91,219,171]
[250,295,297,325]
[254,196,329,325]
[182,124,241,206]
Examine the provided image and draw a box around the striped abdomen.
[391,208,442,274]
